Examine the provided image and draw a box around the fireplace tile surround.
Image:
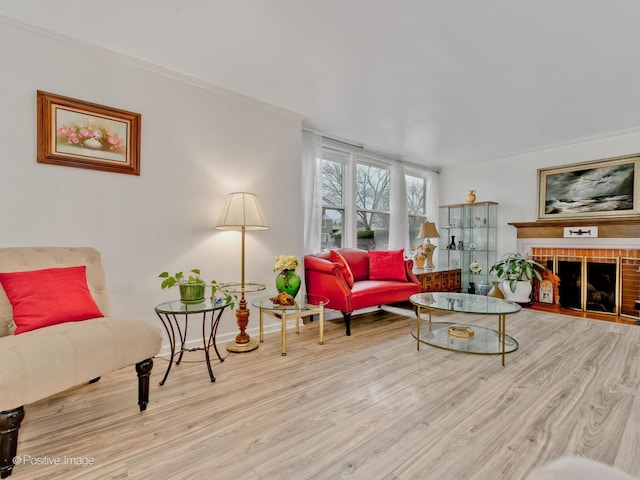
[510,219,640,320]
[530,247,640,317]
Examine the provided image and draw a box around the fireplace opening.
[586,262,617,313]
[550,260,581,310]
[543,257,618,314]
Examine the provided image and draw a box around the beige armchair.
[0,247,162,478]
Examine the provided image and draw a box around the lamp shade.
[417,221,439,239]
[216,192,269,231]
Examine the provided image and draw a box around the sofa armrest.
[304,256,353,313]
[404,259,420,286]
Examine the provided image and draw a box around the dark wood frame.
[37,91,141,175]
[537,153,640,220]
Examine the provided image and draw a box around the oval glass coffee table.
[410,292,521,366]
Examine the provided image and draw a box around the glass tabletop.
[410,292,521,316]
[155,297,231,314]
[252,294,329,311]
[217,282,266,295]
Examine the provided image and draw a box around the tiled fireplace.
[509,218,640,320]
[530,247,640,317]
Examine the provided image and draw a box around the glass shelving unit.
[438,201,498,292]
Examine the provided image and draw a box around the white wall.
[0,20,304,346]
[439,130,640,257]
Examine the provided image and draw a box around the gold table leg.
[259,308,264,343]
[281,310,287,356]
[499,314,506,366]
[416,306,421,351]
[319,304,324,345]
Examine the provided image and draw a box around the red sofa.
[304,248,421,335]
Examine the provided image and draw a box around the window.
[321,149,347,250]
[356,160,390,250]
[406,174,427,247]
[316,139,433,252]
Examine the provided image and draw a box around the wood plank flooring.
[8,306,640,480]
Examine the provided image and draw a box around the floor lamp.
[216,192,268,352]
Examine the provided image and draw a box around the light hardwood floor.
[8,306,640,480]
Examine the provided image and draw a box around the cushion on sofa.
[329,250,355,288]
[0,266,104,334]
[0,316,162,412]
[368,249,406,281]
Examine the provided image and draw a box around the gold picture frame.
[37,91,141,175]
[537,153,640,220]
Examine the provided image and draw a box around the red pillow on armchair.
[0,266,104,334]
[329,250,355,288]
[368,249,407,281]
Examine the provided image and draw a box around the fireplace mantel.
[509,218,640,239]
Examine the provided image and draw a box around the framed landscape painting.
[537,154,640,220]
[37,91,141,175]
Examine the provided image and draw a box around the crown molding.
[0,14,304,121]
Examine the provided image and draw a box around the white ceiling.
[3,0,640,169]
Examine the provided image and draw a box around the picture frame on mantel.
[37,91,141,175]
[537,153,640,220]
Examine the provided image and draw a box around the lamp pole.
[217,192,267,353]
[228,226,254,349]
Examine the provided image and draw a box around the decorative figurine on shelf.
[468,282,476,294]
[466,190,477,203]
[476,280,491,296]
[448,235,456,250]
[469,260,482,274]
[457,240,464,250]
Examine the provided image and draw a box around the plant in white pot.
[489,253,544,304]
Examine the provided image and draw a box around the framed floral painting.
[537,153,640,220]
[37,91,141,175]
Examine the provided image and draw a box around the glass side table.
[155,297,231,384]
[252,294,329,356]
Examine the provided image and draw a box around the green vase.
[275,269,301,298]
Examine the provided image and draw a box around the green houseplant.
[159,269,235,307]
[489,253,544,303]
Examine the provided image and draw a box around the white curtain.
[302,130,322,254]
[388,161,408,250]
[426,170,439,226]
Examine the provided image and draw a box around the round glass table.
[252,294,329,356]
[410,292,522,366]
[154,297,231,384]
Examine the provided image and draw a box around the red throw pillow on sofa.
[329,250,355,288]
[0,266,104,334]
[368,249,407,281]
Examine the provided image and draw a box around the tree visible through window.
[356,162,390,250]
[321,151,346,250]
[318,143,430,252]
[406,174,427,247]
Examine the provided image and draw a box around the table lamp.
[216,192,268,352]
[417,221,440,269]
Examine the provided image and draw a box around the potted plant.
[159,269,235,307]
[489,253,544,304]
